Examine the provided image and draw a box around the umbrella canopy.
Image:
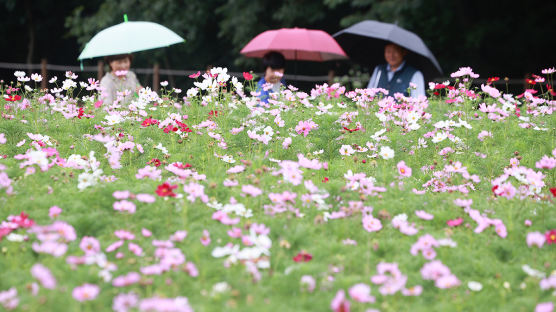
[78,19,185,60]
[333,20,443,80]
[240,28,348,62]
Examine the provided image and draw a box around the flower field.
[0,67,555,312]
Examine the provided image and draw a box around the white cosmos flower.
[379,146,395,159]
[77,172,97,190]
[104,114,123,125]
[339,145,355,156]
[186,87,199,97]
[262,126,274,137]
[406,111,420,123]
[375,112,387,122]
[31,73,42,82]
[221,155,235,164]
[154,143,168,155]
[468,281,483,291]
[431,131,448,143]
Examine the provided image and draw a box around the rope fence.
[0,60,532,92]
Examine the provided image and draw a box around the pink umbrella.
[240,28,348,62]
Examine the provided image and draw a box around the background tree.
[1,0,554,91]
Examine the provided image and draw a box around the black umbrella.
[333,20,443,81]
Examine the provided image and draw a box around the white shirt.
[367,61,426,98]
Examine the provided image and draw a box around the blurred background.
[1,0,554,93]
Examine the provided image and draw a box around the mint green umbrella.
[78,15,185,60]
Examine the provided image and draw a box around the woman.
[100,54,142,105]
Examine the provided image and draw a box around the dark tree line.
[1,0,555,87]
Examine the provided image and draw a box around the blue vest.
[376,64,417,96]
[256,77,286,103]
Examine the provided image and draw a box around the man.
[367,43,425,98]
[257,51,286,103]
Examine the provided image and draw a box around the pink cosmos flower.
[348,283,375,303]
[397,161,412,178]
[141,228,152,237]
[241,184,262,197]
[295,119,318,137]
[200,229,211,246]
[300,275,316,292]
[453,198,472,208]
[112,292,139,312]
[112,272,141,287]
[113,200,136,214]
[335,237,354,246]
[183,182,209,203]
[362,215,382,232]
[251,223,270,235]
[421,260,451,281]
[136,194,156,203]
[139,297,193,312]
[415,210,434,220]
[509,157,520,167]
[481,84,500,98]
[227,228,242,238]
[135,165,162,180]
[526,232,545,248]
[79,236,100,255]
[401,285,423,296]
[30,263,56,289]
[72,283,100,302]
[128,243,143,256]
[0,288,18,310]
[535,302,554,312]
[227,165,245,174]
[494,182,516,199]
[488,219,507,238]
[115,230,135,240]
[435,274,461,289]
[212,210,240,225]
[32,241,68,257]
[185,262,199,277]
[536,155,556,170]
[412,188,426,195]
[330,290,350,312]
[477,130,493,141]
[48,206,62,219]
[113,190,131,199]
[170,230,188,242]
[106,240,124,253]
[282,137,292,149]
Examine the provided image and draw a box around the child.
[256,51,286,103]
[99,54,142,105]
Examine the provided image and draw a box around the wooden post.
[328,69,335,85]
[153,64,160,92]
[40,58,47,90]
[97,60,104,81]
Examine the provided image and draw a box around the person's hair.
[385,43,408,55]
[104,54,133,65]
[263,51,286,70]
